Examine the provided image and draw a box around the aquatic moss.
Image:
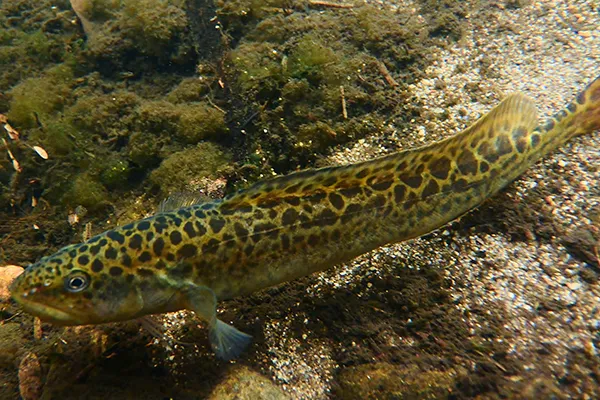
[149,142,231,195]
[63,173,109,210]
[83,0,197,74]
[127,131,164,168]
[176,103,228,144]
[133,100,180,135]
[67,90,140,136]
[166,77,209,104]
[7,75,71,128]
[100,158,130,189]
[120,0,188,57]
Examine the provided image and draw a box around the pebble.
[0,265,23,302]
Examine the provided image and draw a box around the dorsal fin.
[157,192,212,213]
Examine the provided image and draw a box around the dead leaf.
[32,146,48,159]
[4,123,19,140]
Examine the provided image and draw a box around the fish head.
[10,242,143,326]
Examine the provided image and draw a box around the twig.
[340,86,348,119]
[308,0,355,9]
[376,61,399,87]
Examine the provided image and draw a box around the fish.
[10,75,600,360]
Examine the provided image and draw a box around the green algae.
[149,141,232,195]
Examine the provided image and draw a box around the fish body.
[10,76,600,360]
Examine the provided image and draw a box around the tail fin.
[543,75,600,141]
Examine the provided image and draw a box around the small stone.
[207,366,288,400]
[0,265,23,302]
[18,352,43,400]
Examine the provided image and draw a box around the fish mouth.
[13,295,83,326]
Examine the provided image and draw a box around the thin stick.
[340,86,348,119]
[308,1,355,9]
[376,61,399,87]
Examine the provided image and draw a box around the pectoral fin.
[184,284,252,361]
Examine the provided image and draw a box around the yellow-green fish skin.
[9,76,600,354]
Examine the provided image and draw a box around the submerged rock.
[208,365,289,400]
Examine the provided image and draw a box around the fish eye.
[64,272,90,293]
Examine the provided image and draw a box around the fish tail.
[542,75,600,145]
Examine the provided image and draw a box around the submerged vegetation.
[0,0,502,398]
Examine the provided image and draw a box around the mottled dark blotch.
[399,173,423,189]
[153,238,165,256]
[183,222,196,238]
[421,179,440,199]
[209,218,226,234]
[109,266,123,276]
[170,231,183,245]
[177,244,197,259]
[137,221,151,231]
[105,247,118,260]
[429,157,451,180]
[138,251,152,263]
[329,193,345,210]
[90,259,103,272]
[128,234,143,250]
[107,231,125,244]
[456,149,478,175]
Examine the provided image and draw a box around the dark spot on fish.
[512,126,528,142]
[393,185,406,203]
[339,187,362,198]
[531,133,540,147]
[293,234,305,245]
[328,193,345,210]
[138,221,151,231]
[168,263,192,279]
[125,230,133,237]
[429,157,451,180]
[166,253,175,262]
[452,178,470,192]
[317,209,338,226]
[194,222,207,236]
[109,267,123,276]
[92,280,104,290]
[121,254,132,267]
[308,234,319,246]
[209,218,225,234]
[516,138,527,153]
[69,250,77,258]
[183,222,196,238]
[557,110,568,120]
[201,203,213,210]
[495,135,513,156]
[479,161,490,173]
[282,208,299,225]
[576,90,586,105]
[170,231,182,245]
[244,244,254,256]
[153,238,165,256]
[177,244,197,259]
[331,229,341,241]
[146,232,154,241]
[356,169,370,179]
[303,204,313,214]
[107,231,125,245]
[234,222,249,238]
[255,222,277,233]
[323,176,337,187]
[177,209,192,218]
[155,260,166,269]
[544,120,555,131]
[105,247,118,260]
[79,245,88,253]
[421,180,440,199]
[90,245,101,256]
[399,173,423,189]
[368,176,393,191]
[202,238,220,254]
[90,259,103,272]
[138,268,154,278]
[138,251,152,263]
[268,209,278,219]
[281,235,290,251]
[129,234,143,250]
[456,149,478,175]
[284,183,302,194]
[99,239,107,246]
[195,210,206,219]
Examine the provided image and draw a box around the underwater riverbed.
[1,0,599,399]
